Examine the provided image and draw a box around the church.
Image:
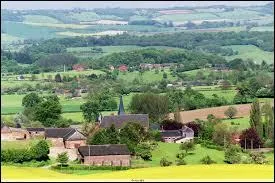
[99,95,149,130]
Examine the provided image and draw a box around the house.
[72,64,85,72]
[99,96,149,130]
[26,128,45,138]
[109,65,115,71]
[213,64,229,72]
[160,125,194,143]
[1,122,30,141]
[45,128,86,149]
[140,63,154,70]
[77,144,131,166]
[118,64,128,72]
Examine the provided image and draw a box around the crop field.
[57,30,126,37]
[169,102,274,124]
[23,22,92,29]
[1,164,273,181]
[23,15,61,24]
[223,45,274,64]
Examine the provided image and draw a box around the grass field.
[132,143,225,168]
[222,116,250,131]
[1,33,23,45]
[223,45,274,64]
[2,165,273,181]
[1,139,51,149]
[250,26,274,32]
[68,12,100,22]
[23,15,61,24]
[154,12,219,22]
[23,22,92,29]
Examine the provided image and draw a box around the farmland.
[1,165,273,181]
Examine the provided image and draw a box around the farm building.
[26,128,45,138]
[77,144,131,166]
[118,64,128,72]
[17,75,24,80]
[1,122,30,141]
[45,128,86,149]
[109,65,115,71]
[160,125,194,143]
[99,96,149,130]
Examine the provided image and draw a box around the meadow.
[223,45,274,64]
[222,116,250,131]
[23,15,61,24]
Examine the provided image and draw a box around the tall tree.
[261,103,274,140]
[249,99,263,139]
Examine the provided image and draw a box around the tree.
[33,95,62,127]
[224,106,238,119]
[129,93,169,123]
[80,100,100,122]
[135,142,152,161]
[105,124,119,144]
[212,123,231,146]
[239,128,262,149]
[119,122,149,154]
[163,72,167,79]
[88,129,109,145]
[249,99,263,139]
[31,74,37,81]
[56,152,69,167]
[29,140,49,161]
[224,144,242,164]
[261,103,274,140]
[22,92,42,108]
[55,73,62,82]
[180,141,195,154]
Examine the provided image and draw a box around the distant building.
[72,64,85,71]
[160,125,194,143]
[45,128,86,149]
[77,144,131,166]
[109,65,115,71]
[99,95,149,130]
[1,122,30,141]
[26,128,45,138]
[118,64,128,72]
[17,75,24,80]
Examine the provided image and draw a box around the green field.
[1,33,23,45]
[155,12,219,22]
[222,116,250,131]
[250,26,274,32]
[133,143,225,168]
[1,139,51,149]
[68,12,100,21]
[23,15,61,24]
[223,45,274,64]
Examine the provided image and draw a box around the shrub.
[249,152,268,164]
[180,141,195,153]
[175,152,187,165]
[160,157,172,167]
[200,155,216,164]
[241,155,253,164]
[29,140,50,161]
[135,142,152,161]
[224,144,242,164]
[263,139,274,148]
[56,152,69,166]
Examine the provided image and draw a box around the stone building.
[26,128,45,138]
[1,123,30,141]
[45,128,86,149]
[77,144,131,166]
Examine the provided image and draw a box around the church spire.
[118,95,125,115]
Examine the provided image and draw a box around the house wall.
[82,155,131,166]
[162,136,180,143]
[1,131,30,140]
[175,137,194,143]
[64,140,86,149]
[29,131,45,138]
[47,138,64,147]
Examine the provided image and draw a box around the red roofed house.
[118,64,128,72]
[73,64,85,72]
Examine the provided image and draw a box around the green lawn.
[132,143,225,168]
[223,45,274,64]
[222,116,250,131]
[1,139,52,149]
[23,15,61,24]
[200,89,237,103]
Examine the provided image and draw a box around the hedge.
[51,164,130,171]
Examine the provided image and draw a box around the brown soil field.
[158,10,194,14]
[168,102,274,123]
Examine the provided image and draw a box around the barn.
[77,144,131,166]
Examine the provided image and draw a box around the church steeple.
[118,95,125,115]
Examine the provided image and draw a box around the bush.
[241,155,253,164]
[264,139,274,148]
[135,143,152,161]
[160,157,173,167]
[224,144,242,164]
[29,140,50,161]
[200,155,216,164]
[180,141,195,154]
[56,152,69,166]
[249,152,268,164]
[175,152,187,165]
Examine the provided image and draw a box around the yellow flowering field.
[1,164,274,182]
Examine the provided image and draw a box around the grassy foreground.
[1,165,273,181]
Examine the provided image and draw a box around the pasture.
[223,45,274,64]
[1,139,51,149]
[1,164,273,180]
[222,116,250,131]
[23,15,61,24]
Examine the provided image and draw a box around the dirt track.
[169,102,274,123]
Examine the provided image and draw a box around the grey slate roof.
[160,130,182,137]
[100,114,149,129]
[26,128,45,132]
[45,128,86,140]
[78,144,130,157]
[181,126,194,133]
